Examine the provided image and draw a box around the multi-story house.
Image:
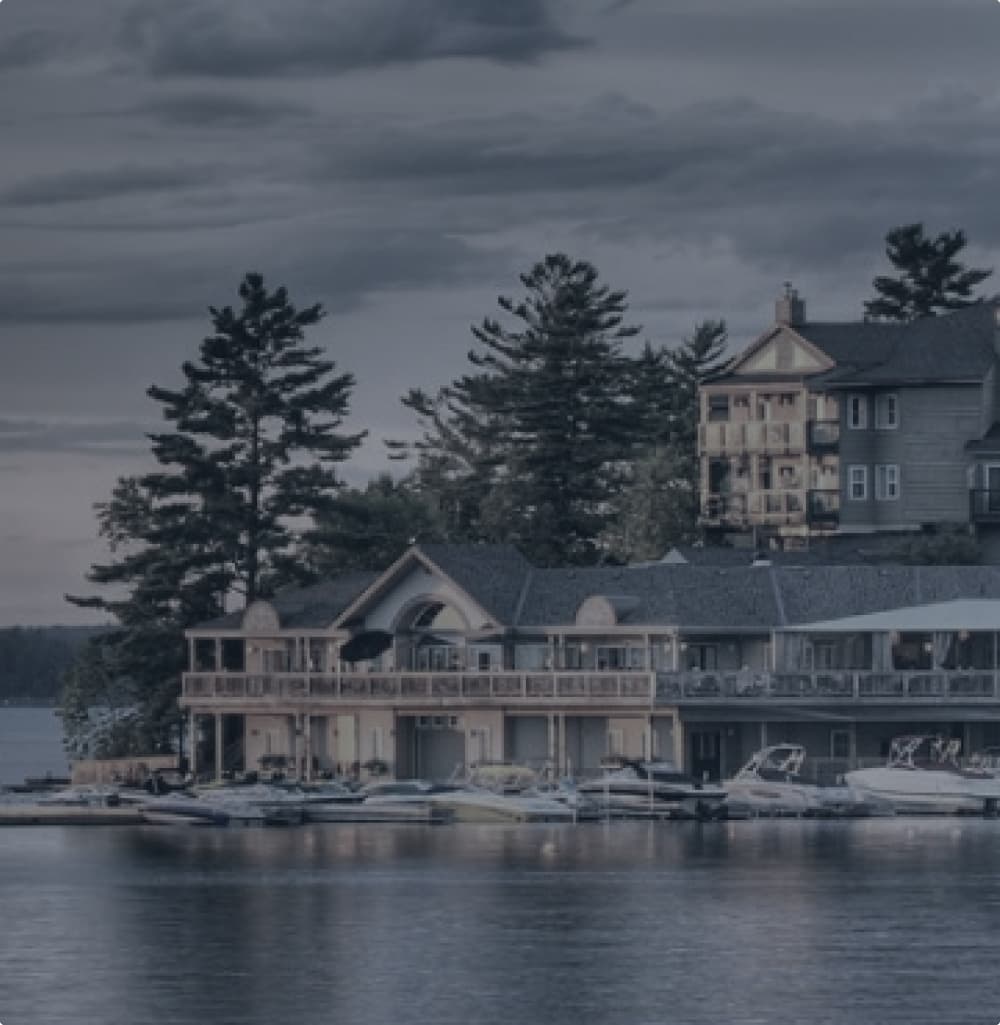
[699,289,1000,547]
[181,542,1000,784]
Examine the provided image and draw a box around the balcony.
[700,421,806,456]
[969,489,1000,524]
[807,419,840,453]
[180,668,1000,709]
[807,489,840,527]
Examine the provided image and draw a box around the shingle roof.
[417,543,532,625]
[805,303,997,388]
[195,571,379,631]
[191,547,1000,635]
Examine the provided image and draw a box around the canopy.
[784,599,1000,634]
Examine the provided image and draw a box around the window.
[848,465,868,501]
[830,730,851,760]
[874,393,898,429]
[847,394,867,430]
[875,464,899,501]
[707,394,730,422]
[758,456,772,490]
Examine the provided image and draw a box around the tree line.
[62,224,993,755]
[0,627,103,705]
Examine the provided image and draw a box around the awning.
[784,599,1000,634]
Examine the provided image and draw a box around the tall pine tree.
[865,223,992,321]
[392,254,639,565]
[65,273,364,752]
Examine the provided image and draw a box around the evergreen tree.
[392,254,639,565]
[305,474,443,575]
[65,273,364,752]
[608,320,729,560]
[865,223,992,321]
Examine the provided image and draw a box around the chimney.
[775,282,806,327]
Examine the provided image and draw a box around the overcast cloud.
[2,0,1000,623]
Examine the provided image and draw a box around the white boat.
[723,745,835,817]
[194,783,307,825]
[427,785,575,823]
[577,758,727,820]
[845,735,1000,815]
[306,780,453,823]
[140,793,238,827]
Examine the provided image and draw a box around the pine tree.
[305,474,443,575]
[608,320,729,560]
[865,223,992,321]
[392,254,639,565]
[65,273,364,752]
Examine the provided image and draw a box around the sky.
[2,0,1000,625]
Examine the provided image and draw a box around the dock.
[0,805,144,826]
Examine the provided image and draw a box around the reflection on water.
[1,819,999,1025]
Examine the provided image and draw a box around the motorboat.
[424,764,577,823]
[576,758,727,820]
[306,780,454,823]
[845,735,1000,815]
[723,745,838,817]
[190,783,307,825]
[140,793,238,827]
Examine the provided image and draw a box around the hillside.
[0,626,106,705]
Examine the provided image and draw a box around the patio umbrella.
[339,629,394,662]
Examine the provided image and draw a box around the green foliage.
[305,474,443,575]
[893,528,982,566]
[65,272,364,754]
[865,223,992,321]
[608,321,729,559]
[392,254,640,565]
[0,626,102,705]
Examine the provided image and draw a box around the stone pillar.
[214,713,223,781]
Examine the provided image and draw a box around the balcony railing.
[701,489,807,527]
[700,421,806,456]
[807,419,840,452]
[969,489,1000,524]
[181,669,1000,707]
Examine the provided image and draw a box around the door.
[690,730,722,781]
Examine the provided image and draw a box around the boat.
[576,758,727,820]
[305,780,454,823]
[193,782,307,825]
[845,735,1000,815]
[140,793,235,827]
[724,745,837,817]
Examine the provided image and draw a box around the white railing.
[181,669,1000,705]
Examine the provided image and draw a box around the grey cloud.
[1,165,220,207]
[0,224,509,325]
[0,29,66,72]
[141,92,312,128]
[0,418,154,456]
[119,0,584,78]
[313,93,1000,269]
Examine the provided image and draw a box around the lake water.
[0,705,70,784]
[2,818,1000,1025]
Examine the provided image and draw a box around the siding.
[838,384,981,528]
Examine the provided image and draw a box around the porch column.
[645,714,654,761]
[672,713,685,772]
[558,714,567,777]
[214,638,222,671]
[672,631,680,671]
[848,722,857,769]
[188,709,197,778]
[547,714,556,775]
[188,636,195,672]
[304,713,312,781]
[214,713,223,781]
[290,714,299,778]
[759,721,768,749]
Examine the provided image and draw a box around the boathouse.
[180,544,1000,782]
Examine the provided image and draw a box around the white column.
[214,638,222,671]
[759,721,768,749]
[304,713,312,781]
[188,710,197,778]
[558,714,567,777]
[547,714,556,774]
[214,713,223,781]
[290,714,299,779]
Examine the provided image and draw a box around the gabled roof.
[807,303,998,389]
[332,542,530,629]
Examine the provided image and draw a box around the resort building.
[181,543,1000,783]
[698,290,1000,549]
